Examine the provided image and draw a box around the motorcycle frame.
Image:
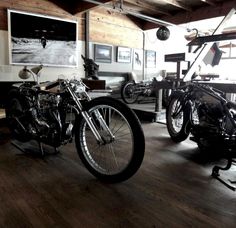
[18,67,116,146]
[178,83,236,134]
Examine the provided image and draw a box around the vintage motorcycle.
[5,66,145,183]
[166,82,236,190]
[121,77,171,107]
[121,78,157,104]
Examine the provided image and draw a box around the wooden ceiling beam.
[159,0,192,11]
[143,0,236,30]
[72,0,112,14]
[45,0,74,14]
[47,0,112,15]
[124,0,171,16]
[200,0,216,6]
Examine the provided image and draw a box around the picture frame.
[117,46,132,63]
[8,9,78,67]
[133,49,143,70]
[145,50,156,68]
[94,44,112,63]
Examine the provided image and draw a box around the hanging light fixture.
[156,26,170,40]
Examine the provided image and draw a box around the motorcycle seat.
[227,101,236,110]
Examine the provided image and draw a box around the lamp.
[156,26,170,41]
[18,66,31,79]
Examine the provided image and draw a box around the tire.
[166,92,190,142]
[5,89,31,142]
[162,89,172,107]
[75,96,145,183]
[121,81,139,104]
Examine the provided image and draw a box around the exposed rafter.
[200,0,216,6]
[124,0,171,16]
[72,0,112,14]
[159,0,192,11]
[47,0,112,15]
[143,0,236,30]
[46,0,236,30]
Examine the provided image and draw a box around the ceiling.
[48,0,236,30]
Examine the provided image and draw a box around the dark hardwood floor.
[0,122,236,227]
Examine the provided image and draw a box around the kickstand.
[38,141,60,157]
[39,142,45,157]
[11,139,60,157]
[211,157,236,191]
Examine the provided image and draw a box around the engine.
[197,102,224,126]
[38,93,61,109]
[26,92,63,146]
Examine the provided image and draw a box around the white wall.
[144,26,190,79]
[144,15,236,81]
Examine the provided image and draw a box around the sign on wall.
[8,9,78,67]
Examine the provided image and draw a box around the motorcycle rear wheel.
[166,93,190,142]
[121,81,139,104]
[6,90,31,142]
[75,96,145,183]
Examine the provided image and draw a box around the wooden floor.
[0,121,236,227]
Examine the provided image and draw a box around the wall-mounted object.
[8,9,78,67]
[133,49,143,70]
[145,50,156,68]
[117,47,132,63]
[94,44,112,63]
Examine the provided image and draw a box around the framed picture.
[94,44,112,63]
[117,46,131,63]
[133,49,143,70]
[145,50,156,68]
[8,9,78,67]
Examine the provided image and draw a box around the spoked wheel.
[6,92,30,142]
[75,97,145,183]
[166,93,190,142]
[121,81,139,104]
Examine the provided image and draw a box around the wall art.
[8,9,78,67]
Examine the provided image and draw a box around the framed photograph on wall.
[145,50,156,68]
[8,9,78,67]
[117,46,131,63]
[133,49,143,70]
[94,44,112,63]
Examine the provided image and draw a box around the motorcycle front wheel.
[121,81,139,104]
[75,96,145,183]
[166,93,190,142]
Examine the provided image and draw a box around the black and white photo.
[145,50,156,68]
[117,46,131,63]
[133,49,143,70]
[8,9,78,67]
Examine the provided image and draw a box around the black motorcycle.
[5,66,145,183]
[166,82,236,190]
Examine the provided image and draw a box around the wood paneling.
[90,8,143,49]
[0,1,144,46]
[0,0,84,40]
[0,8,7,30]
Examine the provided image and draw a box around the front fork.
[67,85,115,144]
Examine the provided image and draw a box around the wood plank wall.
[0,0,84,40]
[0,1,143,49]
[89,8,143,49]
